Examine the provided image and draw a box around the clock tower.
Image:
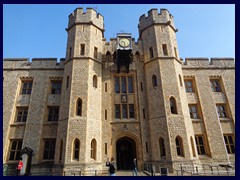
[116,33,133,73]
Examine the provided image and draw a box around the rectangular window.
[140,82,143,91]
[51,81,62,94]
[128,76,133,93]
[105,83,107,92]
[189,105,199,119]
[105,143,107,155]
[143,109,146,119]
[146,142,148,153]
[184,79,195,93]
[224,134,235,154]
[105,109,107,120]
[162,44,168,56]
[81,44,85,55]
[43,139,56,160]
[94,47,98,59]
[48,107,59,121]
[122,104,128,118]
[121,77,127,93]
[149,47,154,59]
[115,77,120,93]
[115,104,120,118]
[129,104,135,118]
[195,135,206,155]
[216,104,227,118]
[8,140,22,160]
[16,107,28,122]
[21,81,33,94]
[210,79,222,92]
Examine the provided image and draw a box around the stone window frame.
[76,98,82,116]
[149,47,154,59]
[47,106,59,122]
[93,75,98,88]
[184,78,196,93]
[73,139,80,160]
[20,79,33,95]
[80,44,85,56]
[15,107,28,123]
[216,104,228,118]
[188,104,200,119]
[152,75,158,88]
[94,47,98,59]
[114,104,135,119]
[195,135,206,155]
[159,137,166,157]
[90,138,97,160]
[175,136,184,157]
[43,139,56,160]
[49,77,63,94]
[170,96,178,114]
[224,134,235,154]
[210,78,222,92]
[162,44,168,56]
[8,139,23,161]
[114,75,134,94]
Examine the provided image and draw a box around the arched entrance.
[116,137,136,170]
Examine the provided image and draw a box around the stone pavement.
[115,170,148,176]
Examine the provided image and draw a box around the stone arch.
[112,132,142,170]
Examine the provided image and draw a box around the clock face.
[119,38,130,47]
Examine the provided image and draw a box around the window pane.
[128,76,133,93]
[122,104,128,118]
[115,77,120,93]
[122,77,126,93]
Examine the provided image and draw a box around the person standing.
[106,157,116,176]
[16,159,23,176]
[132,158,138,176]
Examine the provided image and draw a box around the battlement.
[138,8,176,34]
[3,58,65,69]
[182,57,235,68]
[68,7,104,30]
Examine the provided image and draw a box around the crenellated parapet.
[67,7,104,31]
[182,57,235,69]
[138,8,176,36]
[3,58,65,70]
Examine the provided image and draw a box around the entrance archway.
[116,137,136,170]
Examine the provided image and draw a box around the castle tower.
[138,9,196,169]
[55,8,104,174]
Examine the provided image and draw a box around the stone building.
[3,8,235,175]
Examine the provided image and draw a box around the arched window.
[135,51,140,62]
[159,137,166,157]
[66,75,69,89]
[91,139,97,160]
[175,136,184,156]
[93,75,97,88]
[190,137,196,157]
[76,98,82,116]
[106,51,111,62]
[170,97,177,114]
[179,74,182,87]
[152,75,157,87]
[73,139,80,160]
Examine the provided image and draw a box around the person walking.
[106,157,116,176]
[132,158,138,176]
[16,159,23,176]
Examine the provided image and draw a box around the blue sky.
[3,4,235,60]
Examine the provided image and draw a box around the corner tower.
[56,8,104,174]
[139,9,196,169]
